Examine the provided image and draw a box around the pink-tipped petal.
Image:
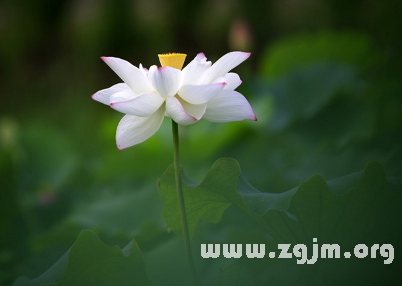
[165,96,206,125]
[110,92,165,117]
[217,73,242,90]
[203,90,256,122]
[101,57,153,94]
[181,53,212,85]
[148,65,181,98]
[178,82,226,105]
[91,83,130,105]
[201,52,251,84]
[116,104,165,149]
[139,63,149,76]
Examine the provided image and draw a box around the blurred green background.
[1,0,401,285]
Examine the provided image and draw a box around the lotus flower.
[92,52,256,149]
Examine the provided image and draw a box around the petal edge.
[204,90,256,122]
[116,104,165,149]
[201,52,251,84]
[178,82,226,105]
[148,66,181,97]
[165,97,205,125]
[92,83,130,105]
[110,92,165,117]
[101,57,153,94]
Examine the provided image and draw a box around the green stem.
[171,120,198,285]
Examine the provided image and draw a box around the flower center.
[158,53,186,70]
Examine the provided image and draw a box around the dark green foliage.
[161,159,402,285]
[12,230,150,286]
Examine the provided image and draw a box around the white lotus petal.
[180,98,207,120]
[101,57,153,94]
[165,96,206,125]
[91,83,130,105]
[116,104,165,150]
[139,63,148,76]
[178,82,226,105]
[204,90,256,122]
[213,73,242,90]
[110,92,165,116]
[181,53,212,85]
[201,52,251,84]
[148,65,181,97]
[109,88,136,103]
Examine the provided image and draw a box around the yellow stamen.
[158,53,187,70]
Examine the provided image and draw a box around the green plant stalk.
[171,120,198,285]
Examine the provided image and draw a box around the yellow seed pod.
[158,53,187,70]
